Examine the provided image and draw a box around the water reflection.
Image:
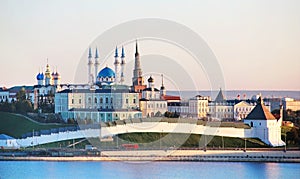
[0,161,299,179]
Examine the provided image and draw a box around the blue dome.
[36,73,44,80]
[97,67,115,78]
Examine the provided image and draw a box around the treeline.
[0,88,33,114]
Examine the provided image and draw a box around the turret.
[53,69,61,86]
[160,74,166,97]
[148,76,154,90]
[120,46,126,84]
[114,46,120,85]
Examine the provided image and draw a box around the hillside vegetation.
[0,112,69,138]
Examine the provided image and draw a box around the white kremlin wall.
[16,122,264,147]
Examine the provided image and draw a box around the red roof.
[162,95,181,101]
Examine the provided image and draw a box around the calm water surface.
[0,161,300,179]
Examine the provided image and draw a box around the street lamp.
[244,138,247,152]
[284,134,287,152]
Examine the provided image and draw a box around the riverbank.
[1,150,300,162]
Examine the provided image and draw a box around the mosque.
[51,41,168,121]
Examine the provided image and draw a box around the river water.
[0,161,300,179]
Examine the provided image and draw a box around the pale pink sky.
[0,0,299,90]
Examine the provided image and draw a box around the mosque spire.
[121,46,125,58]
[94,47,99,84]
[88,47,92,58]
[88,47,93,85]
[114,46,120,84]
[95,47,99,59]
[120,46,126,84]
[114,46,119,58]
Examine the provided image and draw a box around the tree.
[16,88,26,102]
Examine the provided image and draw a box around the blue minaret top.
[121,46,125,58]
[114,46,118,58]
[88,47,92,58]
[95,47,99,59]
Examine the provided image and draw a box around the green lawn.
[0,112,70,138]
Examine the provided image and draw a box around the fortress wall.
[16,123,255,147]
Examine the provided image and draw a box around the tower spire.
[135,40,139,57]
[132,40,143,86]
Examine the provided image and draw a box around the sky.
[0,0,299,90]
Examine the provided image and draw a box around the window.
[72,99,74,104]
[105,97,108,103]
[250,122,253,127]
[100,98,103,103]
[79,99,82,104]
[126,99,128,104]
[133,98,136,104]
[95,98,97,103]
[88,97,91,104]
[111,98,113,104]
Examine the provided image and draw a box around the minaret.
[44,59,51,86]
[160,74,166,97]
[114,46,120,85]
[94,47,99,84]
[132,40,143,86]
[120,46,126,84]
[88,47,93,85]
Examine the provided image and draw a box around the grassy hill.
[0,112,69,138]
[116,133,268,148]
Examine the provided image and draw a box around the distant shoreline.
[1,150,300,163]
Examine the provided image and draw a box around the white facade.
[208,102,234,120]
[243,98,284,146]
[233,101,256,120]
[139,76,167,118]
[0,134,19,149]
[188,95,210,118]
[54,87,141,122]
[0,90,9,102]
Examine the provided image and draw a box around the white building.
[244,97,285,146]
[139,76,168,117]
[0,88,9,102]
[0,134,19,149]
[188,95,210,118]
[55,85,141,122]
[233,101,256,120]
[207,89,270,121]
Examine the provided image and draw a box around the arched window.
[100,97,103,103]
[250,121,253,127]
[94,97,97,103]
